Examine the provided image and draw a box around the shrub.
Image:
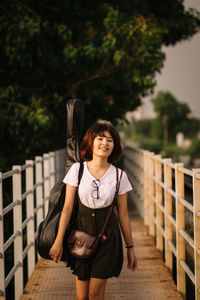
[190,138,200,157]
[140,139,163,153]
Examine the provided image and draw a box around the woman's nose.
[102,138,108,145]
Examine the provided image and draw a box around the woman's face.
[92,131,114,160]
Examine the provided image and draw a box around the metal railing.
[1,142,200,299]
[0,149,65,300]
[124,141,200,300]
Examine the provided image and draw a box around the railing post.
[155,155,163,251]
[175,163,186,297]
[0,172,5,300]
[149,152,155,237]
[13,166,23,300]
[43,154,50,216]
[144,151,149,226]
[25,160,35,279]
[164,158,173,271]
[139,150,144,215]
[193,169,200,300]
[49,152,55,189]
[35,156,44,226]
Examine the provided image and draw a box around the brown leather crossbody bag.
[67,167,123,259]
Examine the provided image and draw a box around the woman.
[49,121,137,300]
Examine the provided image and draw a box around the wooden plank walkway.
[20,211,183,300]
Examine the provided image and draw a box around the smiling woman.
[49,121,137,300]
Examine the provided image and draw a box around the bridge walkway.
[20,210,183,300]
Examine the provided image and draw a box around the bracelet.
[125,245,134,248]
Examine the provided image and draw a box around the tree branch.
[63,65,119,98]
[24,124,51,155]
[7,124,51,161]
[0,100,32,110]
[0,112,14,121]
[0,4,19,22]
[18,1,38,17]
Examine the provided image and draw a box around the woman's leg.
[75,276,90,300]
[89,278,107,300]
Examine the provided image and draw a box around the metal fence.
[1,142,200,300]
[124,141,200,300]
[0,149,65,300]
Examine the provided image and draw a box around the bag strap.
[70,161,84,222]
[78,161,84,185]
[98,167,123,239]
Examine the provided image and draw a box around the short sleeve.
[63,162,80,186]
[118,171,133,195]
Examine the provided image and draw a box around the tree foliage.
[135,119,152,137]
[1,0,200,170]
[151,91,200,141]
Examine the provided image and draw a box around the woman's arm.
[49,184,77,262]
[117,193,137,271]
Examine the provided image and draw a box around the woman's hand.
[49,241,63,263]
[49,184,77,263]
[127,248,137,271]
[117,193,137,271]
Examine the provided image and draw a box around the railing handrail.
[123,141,200,300]
[0,149,65,300]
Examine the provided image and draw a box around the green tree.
[180,118,200,138]
[135,119,152,137]
[151,91,198,142]
[1,1,200,170]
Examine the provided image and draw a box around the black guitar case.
[36,99,85,261]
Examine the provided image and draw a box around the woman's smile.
[100,147,109,151]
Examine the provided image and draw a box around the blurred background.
[1,0,200,171]
[122,0,200,169]
[138,0,200,120]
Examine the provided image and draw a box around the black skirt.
[66,199,123,280]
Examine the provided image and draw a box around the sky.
[142,0,200,119]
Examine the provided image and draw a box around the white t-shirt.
[63,162,133,209]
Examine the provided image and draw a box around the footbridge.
[0,142,200,299]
